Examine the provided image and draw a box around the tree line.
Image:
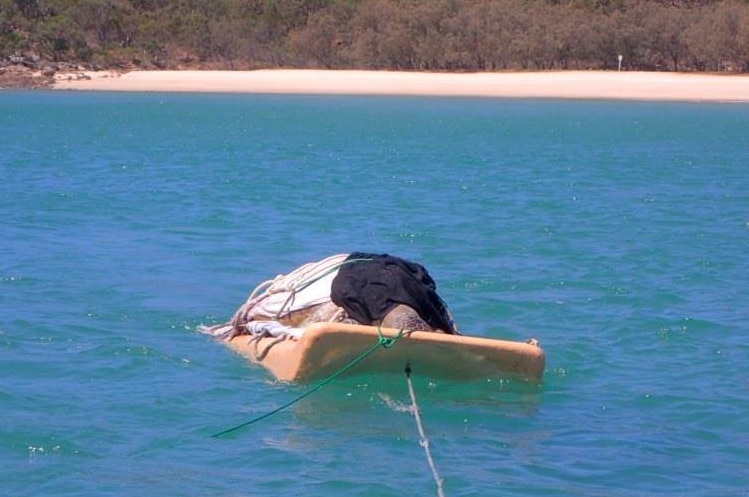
[2,0,749,73]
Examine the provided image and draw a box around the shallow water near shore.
[2,91,748,496]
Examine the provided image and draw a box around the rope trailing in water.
[405,363,446,497]
[210,326,405,438]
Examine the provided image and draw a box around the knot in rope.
[378,326,405,349]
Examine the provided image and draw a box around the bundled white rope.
[405,364,447,497]
[199,254,351,339]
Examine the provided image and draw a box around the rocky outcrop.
[0,62,52,89]
[0,54,102,89]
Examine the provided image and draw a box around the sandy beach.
[52,69,749,102]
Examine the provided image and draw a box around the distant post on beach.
[618,55,623,71]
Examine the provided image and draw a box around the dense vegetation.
[2,0,749,73]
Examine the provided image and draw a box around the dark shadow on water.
[270,372,545,432]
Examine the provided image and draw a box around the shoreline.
[51,69,749,102]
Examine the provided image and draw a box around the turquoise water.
[2,91,748,496]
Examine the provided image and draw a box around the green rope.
[210,327,405,438]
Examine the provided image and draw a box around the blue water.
[2,91,748,497]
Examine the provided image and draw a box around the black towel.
[330,252,456,334]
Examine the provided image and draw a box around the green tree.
[35,10,84,61]
[72,0,138,49]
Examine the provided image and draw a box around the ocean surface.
[2,91,748,497]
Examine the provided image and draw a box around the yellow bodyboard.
[225,322,545,383]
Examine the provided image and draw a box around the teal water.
[2,92,748,497]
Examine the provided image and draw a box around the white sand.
[52,69,749,102]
